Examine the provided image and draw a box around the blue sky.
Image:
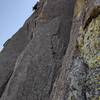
[0,0,38,51]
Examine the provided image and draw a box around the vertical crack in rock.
[0,71,13,98]
[83,6,100,29]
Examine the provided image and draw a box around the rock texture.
[0,0,100,100]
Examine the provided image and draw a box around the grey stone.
[0,0,100,100]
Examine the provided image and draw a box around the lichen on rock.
[68,57,88,100]
[77,14,100,100]
[78,15,100,68]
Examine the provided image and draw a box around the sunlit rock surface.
[0,0,100,100]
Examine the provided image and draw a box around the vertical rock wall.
[0,0,75,100]
[0,0,100,100]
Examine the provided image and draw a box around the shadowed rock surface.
[0,0,100,100]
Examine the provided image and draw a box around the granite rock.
[0,0,100,100]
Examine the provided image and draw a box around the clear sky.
[0,0,38,51]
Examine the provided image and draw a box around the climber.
[32,2,39,11]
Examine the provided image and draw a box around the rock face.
[0,0,100,100]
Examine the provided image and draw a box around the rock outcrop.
[0,0,100,100]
